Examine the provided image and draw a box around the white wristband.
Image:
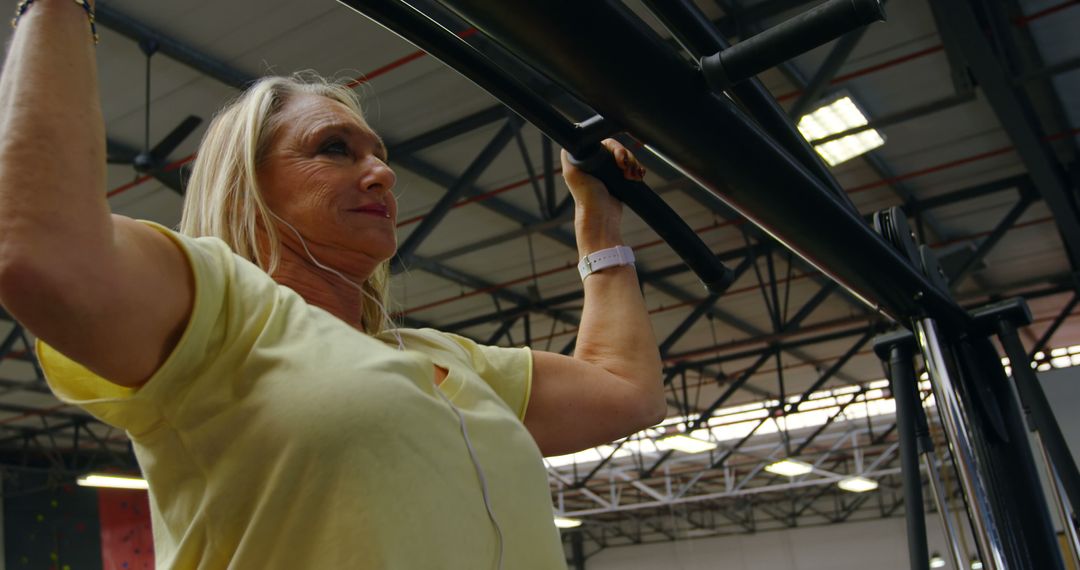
[578,245,635,281]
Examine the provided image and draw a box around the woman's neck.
[269,243,374,333]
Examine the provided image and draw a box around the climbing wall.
[97,489,153,570]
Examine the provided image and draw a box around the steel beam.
[387,105,507,157]
[658,256,754,356]
[393,117,521,266]
[95,4,254,90]
[787,28,867,119]
[936,0,1080,275]
[950,193,1035,286]
[1030,293,1080,360]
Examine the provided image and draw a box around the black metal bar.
[387,105,507,157]
[642,0,856,216]
[787,27,868,119]
[511,121,546,219]
[486,315,520,345]
[567,148,735,292]
[787,331,873,413]
[810,92,975,146]
[700,0,885,89]
[542,135,557,219]
[950,194,1034,285]
[393,118,521,266]
[643,282,837,476]
[407,256,581,328]
[873,330,929,570]
[95,4,254,90]
[665,281,1072,373]
[909,174,1031,213]
[957,331,1066,569]
[0,324,23,360]
[560,335,577,356]
[421,0,970,330]
[935,0,1080,275]
[338,0,582,147]
[1030,293,1080,359]
[659,256,754,355]
[988,303,1080,522]
[659,293,721,357]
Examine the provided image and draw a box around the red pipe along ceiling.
[104,1,1074,200]
[95,3,1077,318]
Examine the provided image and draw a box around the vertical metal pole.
[571,531,586,570]
[1037,434,1080,568]
[924,451,970,570]
[888,343,930,570]
[915,318,1007,570]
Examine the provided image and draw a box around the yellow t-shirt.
[36,222,567,570]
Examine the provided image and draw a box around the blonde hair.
[179,73,393,335]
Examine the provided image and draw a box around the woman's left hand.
[560,138,646,253]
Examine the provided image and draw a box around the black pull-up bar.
[341,0,738,292]
[567,147,734,292]
[701,0,886,90]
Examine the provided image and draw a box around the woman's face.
[257,93,398,266]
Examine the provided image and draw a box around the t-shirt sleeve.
[436,331,534,421]
[35,221,279,436]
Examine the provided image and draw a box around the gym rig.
[338,1,1080,568]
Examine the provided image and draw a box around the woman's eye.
[320,140,350,156]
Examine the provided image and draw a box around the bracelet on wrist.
[12,0,99,45]
[578,245,635,281]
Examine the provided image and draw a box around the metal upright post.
[875,330,929,570]
[915,318,1007,570]
[923,451,969,570]
[1037,434,1080,568]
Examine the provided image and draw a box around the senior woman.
[0,1,664,568]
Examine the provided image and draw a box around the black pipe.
[568,146,734,292]
[875,331,929,570]
[641,0,860,217]
[336,0,580,149]
[954,335,1065,568]
[428,0,969,330]
[701,0,886,90]
[340,0,736,291]
[997,317,1080,519]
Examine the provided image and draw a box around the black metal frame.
[1,0,1075,564]
[333,1,1076,567]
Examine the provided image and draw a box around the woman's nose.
[361,157,396,194]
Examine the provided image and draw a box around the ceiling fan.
[107,39,202,195]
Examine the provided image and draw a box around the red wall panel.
[97,489,154,570]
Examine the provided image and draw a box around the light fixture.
[764,459,813,477]
[76,473,148,490]
[656,434,718,454]
[929,553,946,568]
[554,517,582,529]
[797,96,886,166]
[837,476,879,493]
[971,560,983,570]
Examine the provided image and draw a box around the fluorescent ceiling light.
[764,459,813,477]
[656,434,718,454]
[798,96,885,166]
[554,517,582,529]
[930,554,946,568]
[971,561,984,570]
[76,474,148,490]
[837,476,878,493]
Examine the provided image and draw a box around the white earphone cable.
[269,210,504,569]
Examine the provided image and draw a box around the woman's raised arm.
[0,0,193,387]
